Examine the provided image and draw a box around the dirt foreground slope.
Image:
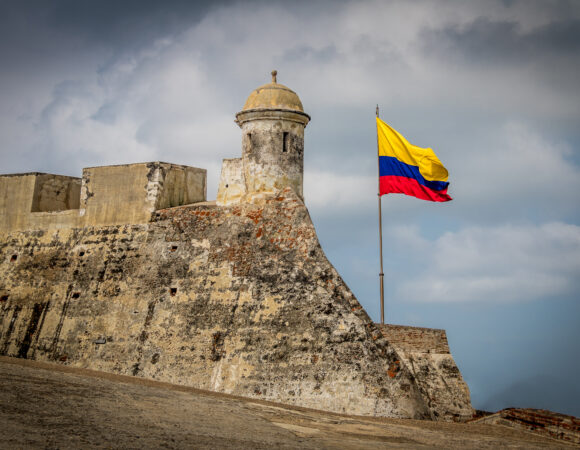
[0,357,571,449]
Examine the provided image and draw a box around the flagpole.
[376,105,385,325]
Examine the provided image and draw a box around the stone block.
[217,158,246,206]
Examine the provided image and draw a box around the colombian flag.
[377,117,452,202]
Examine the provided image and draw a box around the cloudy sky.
[1,0,579,416]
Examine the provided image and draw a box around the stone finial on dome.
[271,70,277,83]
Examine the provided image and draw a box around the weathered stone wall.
[216,158,246,206]
[378,324,473,421]
[31,174,81,213]
[0,173,81,231]
[156,164,206,210]
[380,324,450,354]
[80,162,206,226]
[0,162,206,232]
[239,117,305,201]
[0,174,41,231]
[0,188,474,420]
[470,408,580,444]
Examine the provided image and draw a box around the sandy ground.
[0,356,572,449]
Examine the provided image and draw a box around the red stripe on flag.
[380,175,452,202]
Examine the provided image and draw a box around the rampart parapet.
[0,162,206,232]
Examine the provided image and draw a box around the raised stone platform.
[0,162,206,231]
[0,187,473,420]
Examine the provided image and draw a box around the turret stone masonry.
[0,72,473,421]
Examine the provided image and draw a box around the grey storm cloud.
[421,17,580,63]
[0,0,221,45]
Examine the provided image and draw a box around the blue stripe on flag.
[379,156,449,192]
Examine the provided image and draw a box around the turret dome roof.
[242,70,304,113]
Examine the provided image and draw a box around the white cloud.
[304,169,375,210]
[450,122,580,220]
[392,222,580,303]
[1,0,579,213]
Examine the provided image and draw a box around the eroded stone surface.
[379,324,473,421]
[1,189,436,419]
[217,158,246,205]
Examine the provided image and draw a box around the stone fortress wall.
[378,324,472,421]
[0,162,206,232]
[470,408,580,444]
[0,72,474,421]
[379,324,450,354]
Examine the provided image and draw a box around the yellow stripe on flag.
[376,117,449,182]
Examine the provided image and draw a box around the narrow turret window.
[247,133,252,151]
[283,132,289,153]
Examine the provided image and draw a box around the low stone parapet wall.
[378,324,450,354]
[470,408,580,444]
[377,323,473,421]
